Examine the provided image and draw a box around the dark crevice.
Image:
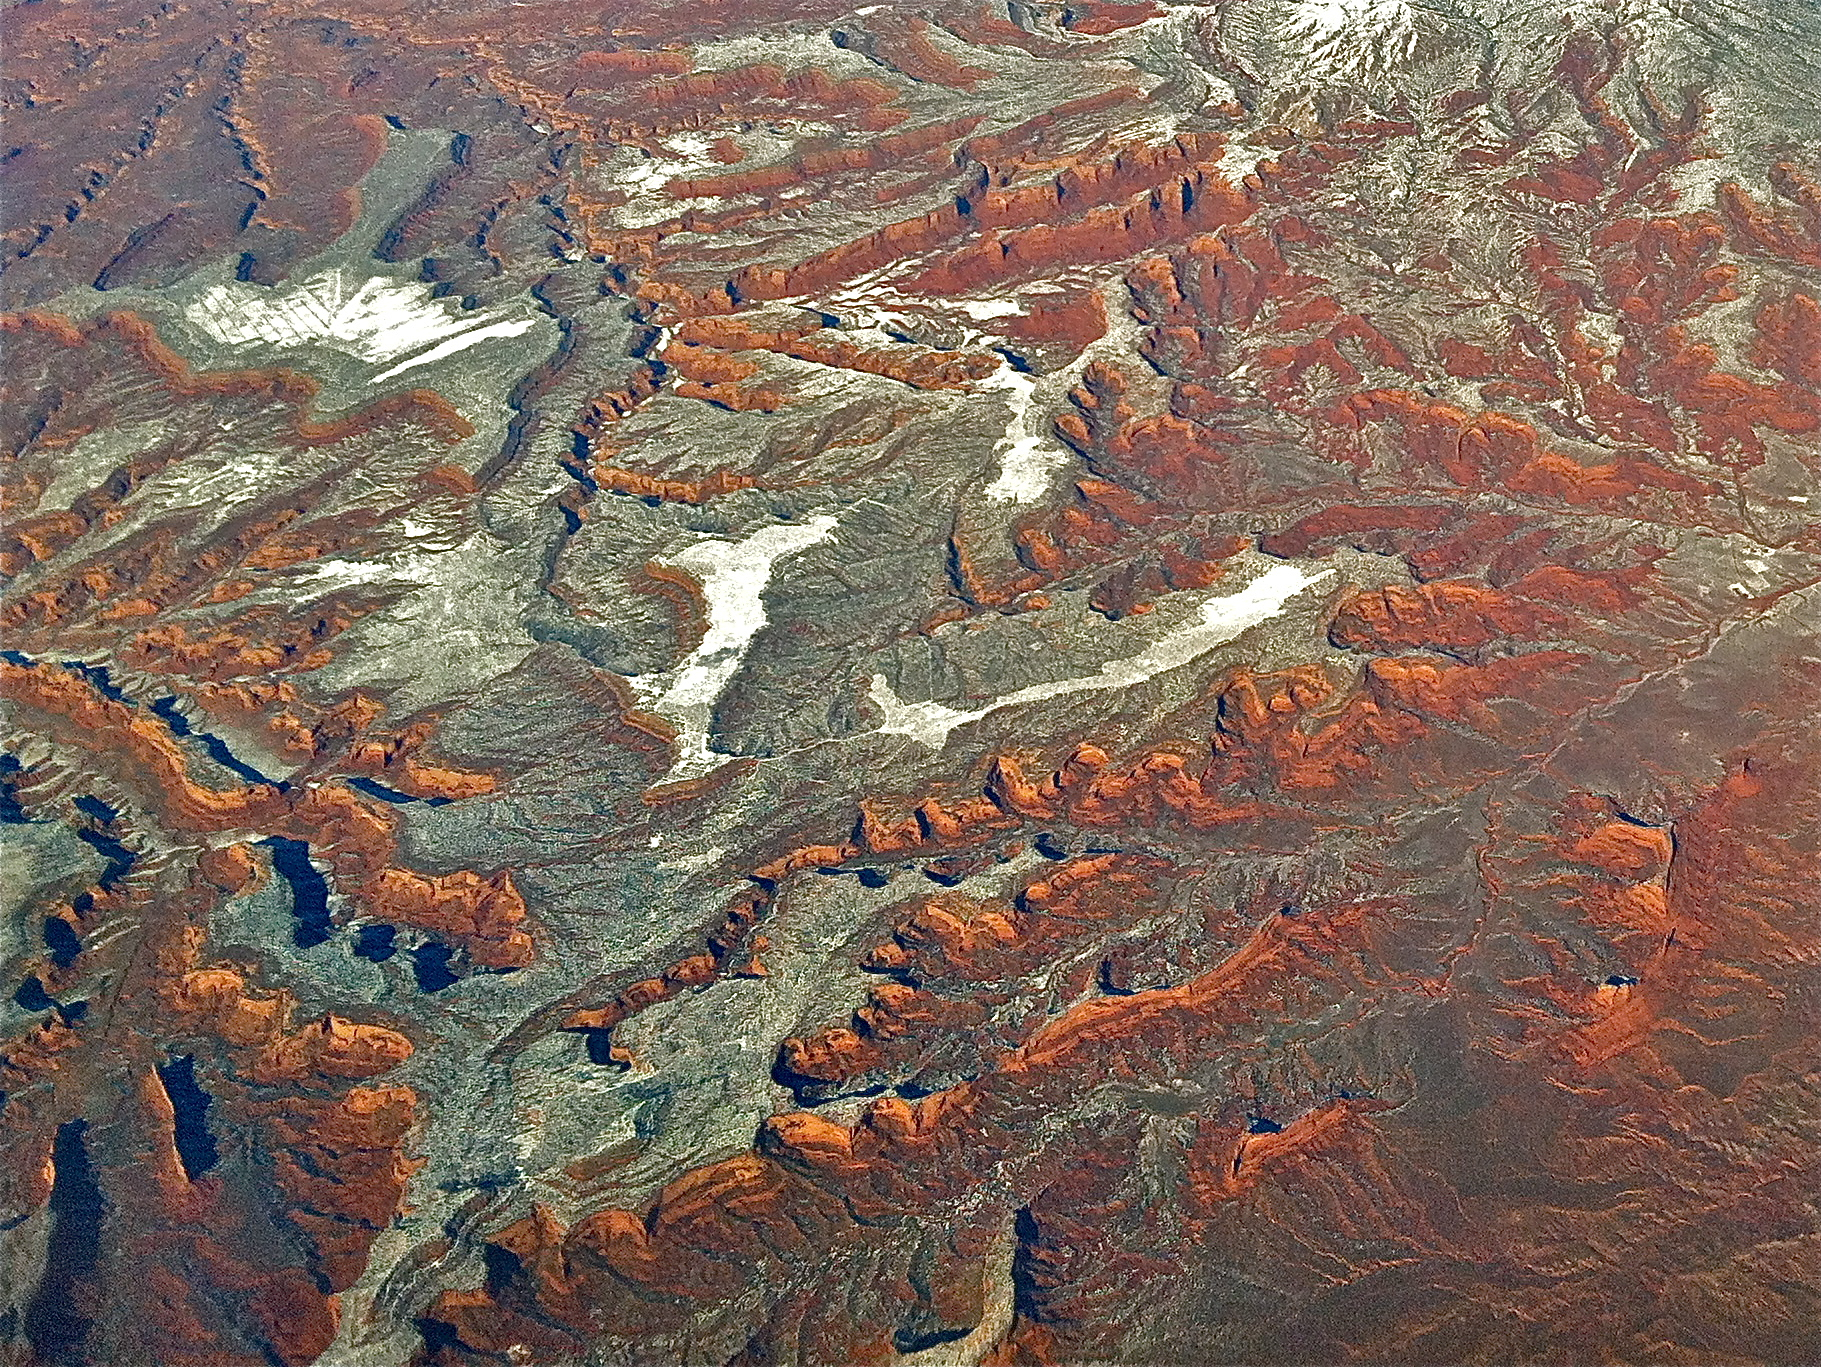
[72,795,120,825]
[862,961,923,992]
[410,942,460,991]
[810,1080,889,1108]
[347,775,449,806]
[0,754,27,823]
[156,1056,220,1179]
[23,1119,103,1365]
[14,975,86,1026]
[771,1044,894,1106]
[481,1242,524,1293]
[264,837,332,947]
[582,1029,624,1068]
[473,270,577,493]
[417,1316,466,1355]
[59,660,128,703]
[1095,958,1145,996]
[13,976,58,1014]
[944,537,977,605]
[150,697,287,788]
[353,924,398,962]
[44,918,82,969]
[922,865,972,888]
[1009,1206,1043,1319]
[564,431,600,494]
[896,1076,954,1099]
[73,826,135,891]
[893,1324,972,1354]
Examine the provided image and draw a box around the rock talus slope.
[1,0,1818,1363]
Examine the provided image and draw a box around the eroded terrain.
[2,1,1818,1364]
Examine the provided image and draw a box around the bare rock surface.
[1,1,1818,1364]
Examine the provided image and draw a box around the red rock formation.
[1718,163,1821,270]
[0,809,422,1366]
[1327,580,1568,653]
[6,657,533,966]
[7,7,1818,1364]
[666,117,983,201]
[671,314,1002,390]
[780,853,1175,1100]
[428,645,1821,1363]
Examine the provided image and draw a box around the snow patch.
[660,844,728,872]
[1217,141,1273,182]
[982,275,1149,505]
[371,319,541,382]
[290,557,402,587]
[981,365,1068,504]
[954,298,1026,321]
[630,516,840,784]
[604,131,752,229]
[869,563,1331,748]
[184,267,539,380]
[1284,0,1422,78]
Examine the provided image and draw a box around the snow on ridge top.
[1274,0,1422,78]
[184,266,541,382]
[1291,0,1417,35]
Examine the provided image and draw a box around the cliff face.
[3,2,1818,1364]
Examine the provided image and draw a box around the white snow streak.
[630,517,840,784]
[371,319,540,382]
[1283,0,1421,78]
[184,267,539,380]
[869,564,1331,748]
[982,276,1149,504]
[980,365,1063,504]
